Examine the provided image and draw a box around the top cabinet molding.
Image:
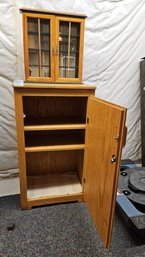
[21,8,86,83]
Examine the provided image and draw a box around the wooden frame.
[83,96,126,249]
[14,84,96,210]
[14,83,127,249]
[22,10,85,83]
[23,12,55,82]
[16,9,127,250]
[55,16,85,83]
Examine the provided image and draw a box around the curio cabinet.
[21,8,85,82]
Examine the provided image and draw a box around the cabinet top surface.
[20,8,87,18]
[13,83,96,90]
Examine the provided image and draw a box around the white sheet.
[0,0,145,179]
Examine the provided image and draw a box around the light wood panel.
[25,144,85,152]
[27,193,83,209]
[13,83,96,90]
[83,96,127,249]
[27,172,82,198]
[14,87,96,97]
[14,91,28,209]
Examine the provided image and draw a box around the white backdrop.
[0,0,145,179]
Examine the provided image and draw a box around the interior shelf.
[24,124,86,131]
[25,144,85,152]
[27,172,82,199]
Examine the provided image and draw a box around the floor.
[1,194,145,257]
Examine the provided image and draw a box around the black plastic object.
[117,159,145,235]
[7,223,15,231]
[118,167,145,212]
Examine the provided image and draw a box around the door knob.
[110,155,117,163]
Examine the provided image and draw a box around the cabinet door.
[23,13,55,82]
[83,96,127,249]
[55,16,84,82]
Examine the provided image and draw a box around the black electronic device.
[116,160,145,235]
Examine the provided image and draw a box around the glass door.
[23,13,55,81]
[55,17,84,82]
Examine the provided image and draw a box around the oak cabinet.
[21,8,85,82]
[14,83,126,249]
[15,8,127,250]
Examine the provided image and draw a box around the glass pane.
[41,66,50,77]
[29,50,39,77]
[28,18,39,77]
[59,21,69,78]
[30,66,39,77]
[58,21,80,79]
[40,19,50,77]
[70,23,80,78]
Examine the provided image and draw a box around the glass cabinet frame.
[21,9,86,83]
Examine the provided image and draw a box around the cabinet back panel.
[26,150,84,177]
[23,96,87,124]
[25,130,85,147]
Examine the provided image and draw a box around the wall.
[0,0,145,182]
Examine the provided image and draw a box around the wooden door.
[83,96,127,249]
[55,16,85,82]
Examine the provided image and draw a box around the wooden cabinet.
[15,8,127,250]
[21,8,85,82]
[14,83,127,249]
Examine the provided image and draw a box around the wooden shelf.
[24,124,86,131]
[27,172,82,199]
[25,144,85,152]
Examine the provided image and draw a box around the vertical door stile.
[78,19,84,81]
[14,90,28,209]
[23,13,29,80]
[54,16,59,81]
[38,18,41,77]
[67,21,71,78]
[51,15,55,81]
[107,107,127,249]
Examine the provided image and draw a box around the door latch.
[110,155,117,163]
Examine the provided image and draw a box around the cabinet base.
[21,193,83,210]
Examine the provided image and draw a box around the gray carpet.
[0,195,145,257]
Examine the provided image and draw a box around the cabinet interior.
[22,95,87,199]
[26,150,84,199]
[23,96,88,126]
